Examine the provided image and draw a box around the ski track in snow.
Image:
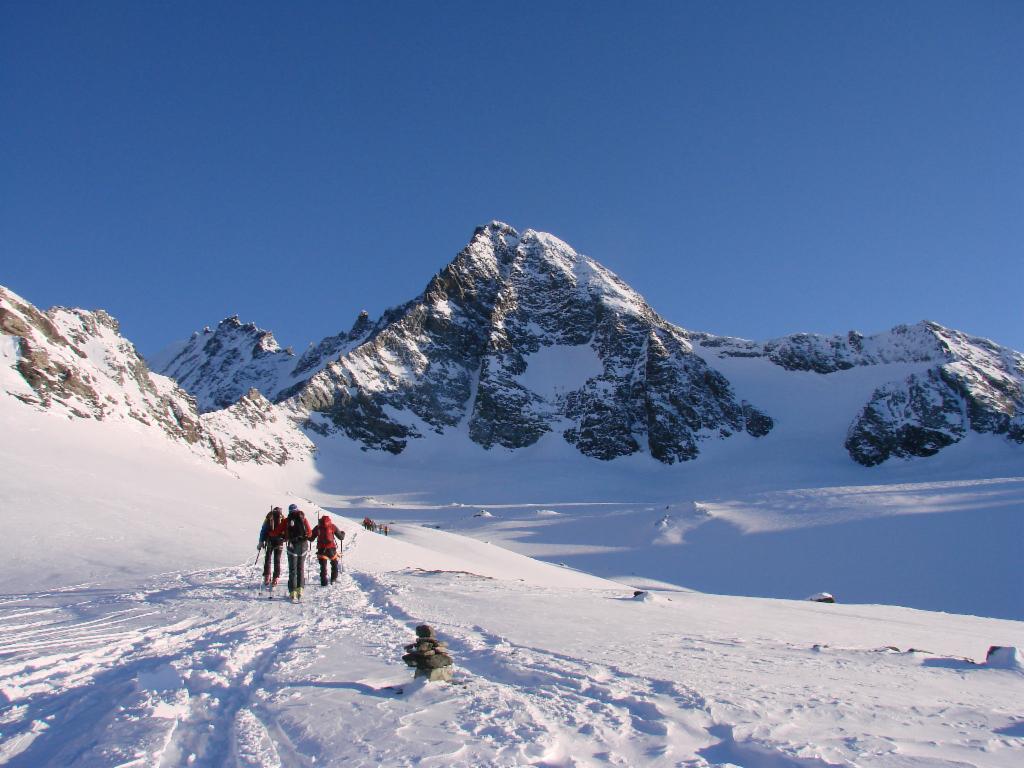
[0,567,726,767]
[1,560,1021,767]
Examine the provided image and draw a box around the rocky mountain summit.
[298,223,776,460]
[152,309,378,414]
[158,222,773,463]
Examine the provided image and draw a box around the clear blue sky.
[3,1,1022,356]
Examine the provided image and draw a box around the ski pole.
[301,534,307,584]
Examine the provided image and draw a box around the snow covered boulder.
[985,646,1023,671]
[807,592,836,603]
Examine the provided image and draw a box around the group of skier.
[257,503,345,601]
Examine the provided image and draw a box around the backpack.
[266,510,284,540]
[286,510,308,542]
[317,517,336,549]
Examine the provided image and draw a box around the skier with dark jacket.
[309,514,345,586]
[270,504,313,601]
[257,506,286,588]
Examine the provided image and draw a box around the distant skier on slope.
[270,504,312,601]
[309,514,345,587]
[257,506,286,589]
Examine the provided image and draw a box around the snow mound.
[986,646,1024,671]
[137,664,183,692]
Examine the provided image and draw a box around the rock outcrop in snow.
[694,322,949,373]
[845,327,1024,465]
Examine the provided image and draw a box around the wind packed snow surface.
[0,403,1022,767]
[1,534,1022,767]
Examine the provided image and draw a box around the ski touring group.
[257,504,345,602]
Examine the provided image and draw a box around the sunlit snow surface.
[1,394,1023,766]
[515,343,604,402]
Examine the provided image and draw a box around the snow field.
[1,550,1021,767]
[0,400,323,593]
[3,342,1024,765]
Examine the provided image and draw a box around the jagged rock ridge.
[0,287,313,467]
[694,322,1024,465]
[286,222,773,462]
[7,222,1022,469]
[152,310,377,414]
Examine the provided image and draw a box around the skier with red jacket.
[309,514,346,586]
[270,504,312,601]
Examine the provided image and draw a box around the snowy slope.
[695,322,1024,464]
[1,494,1021,766]
[2,349,1024,765]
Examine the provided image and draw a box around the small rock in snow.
[807,592,836,603]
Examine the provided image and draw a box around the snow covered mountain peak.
[143,223,1024,467]
[1,285,315,468]
[273,223,774,461]
[515,228,649,318]
[0,284,221,454]
[154,314,298,413]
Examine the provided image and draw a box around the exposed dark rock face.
[285,223,772,463]
[639,329,772,464]
[845,369,965,465]
[845,331,1024,465]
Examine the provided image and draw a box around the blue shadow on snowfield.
[554,504,1024,621]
